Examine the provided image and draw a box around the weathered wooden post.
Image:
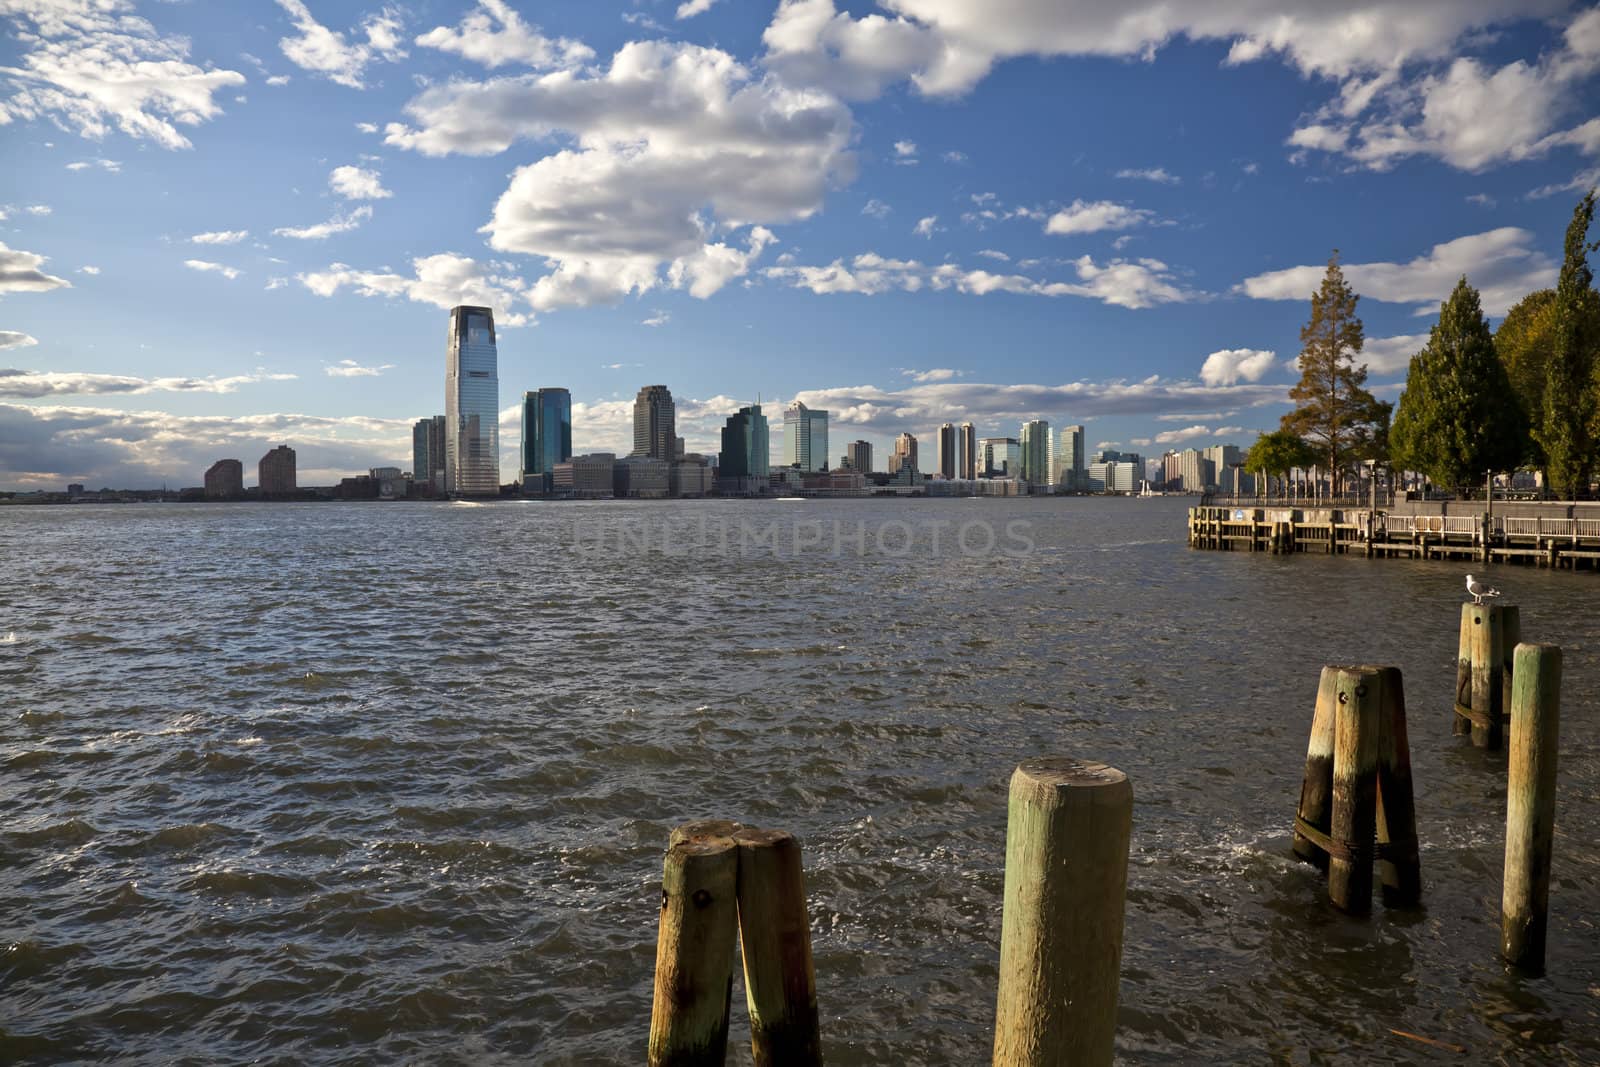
[1328,667,1381,915]
[993,758,1132,1067]
[650,834,741,1067]
[1502,643,1561,973]
[1500,605,1521,721]
[1470,604,1506,749]
[1372,667,1421,907]
[1454,605,1474,737]
[734,828,822,1067]
[1291,667,1338,870]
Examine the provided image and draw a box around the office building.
[204,459,243,499]
[671,460,716,498]
[783,401,829,472]
[845,440,873,473]
[445,305,500,496]
[258,445,296,496]
[980,437,1020,478]
[1019,419,1051,488]
[1164,448,1216,493]
[719,404,770,494]
[614,455,670,498]
[1053,424,1085,491]
[520,388,573,494]
[1204,444,1251,496]
[937,423,958,479]
[412,415,446,492]
[632,385,676,461]
[959,422,977,480]
[552,453,615,498]
[890,432,918,474]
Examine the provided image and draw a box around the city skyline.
[3,2,1599,488]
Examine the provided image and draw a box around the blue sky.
[1,0,1597,487]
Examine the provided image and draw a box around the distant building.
[204,459,243,499]
[445,305,500,496]
[633,385,676,461]
[959,422,977,480]
[783,401,829,472]
[1164,448,1215,493]
[674,435,686,460]
[719,404,770,495]
[553,453,616,498]
[1020,420,1051,489]
[66,483,85,497]
[369,466,406,499]
[890,432,918,474]
[845,439,873,473]
[412,415,446,492]
[980,437,1019,478]
[614,455,670,498]
[259,445,296,496]
[1053,424,1085,491]
[937,422,958,479]
[670,460,715,498]
[521,388,573,494]
[1088,460,1140,493]
[1204,444,1251,495]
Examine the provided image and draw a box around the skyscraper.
[937,422,958,479]
[719,404,770,494]
[1020,420,1052,487]
[891,432,918,474]
[980,437,1020,477]
[521,388,573,493]
[258,445,296,496]
[204,459,242,499]
[413,415,446,492]
[1054,424,1085,491]
[633,385,676,460]
[845,439,873,473]
[445,305,500,496]
[783,401,829,472]
[958,422,977,480]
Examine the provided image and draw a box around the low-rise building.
[614,455,670,498]
[552,453,616,498]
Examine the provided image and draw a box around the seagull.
[1466,574,1501,604]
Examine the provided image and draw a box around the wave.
[1,630,17,644]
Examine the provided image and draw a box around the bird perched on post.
[1466,574,1501,605]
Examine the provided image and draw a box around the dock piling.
[1328,668,1382,915]
[649,834,741,1067]
[734,828,822,1067]
[1454,606,1474,738]
[1372,667,1421,907]
[1502,643,1561,973]
[1291,668,1339,870]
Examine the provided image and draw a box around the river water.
[2,497,1597,1064]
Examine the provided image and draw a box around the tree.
[1245,429,1316,497]
[1499,286,1600,473]
[1281,252,1387,495]
[1390,277,1527,490]
[1538,191,1600,498]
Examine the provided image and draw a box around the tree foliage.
[1390,277,1527,488]
[1538,190,1600,498]
[1245,429,1316,493]
[1281,252,1388,493]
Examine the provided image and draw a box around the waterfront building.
[445,305,500,496]
[552,453,615,498]
[718,404,770,495]
[1204,444,1252,496]
[1020,419,1052,489]
[959,422,977,480]
[845,439,873,473]
[1053,424,1085,491]
[204,459,243,499]
[369,466,406,499]
[674,435,686,460]
[520,388,573,494]
[670,460,715,498]
[783,401,829,473]
[1164,448,1216,493]
[936,423,959,479]
[614,455,671,498]
[890,432,918,474]
[412,415,446,492]
[980,436,1020,478]
[258,445,296,496]
[632,385,676,461]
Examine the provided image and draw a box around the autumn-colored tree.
[1281,252,1387,495]
[1538,191,1600,498]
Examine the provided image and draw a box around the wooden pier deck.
[1187,505,1600,568]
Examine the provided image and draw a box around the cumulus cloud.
[25,205,52,216]
[676,0,723,18]
[386,40,852,311]
[1199,348,1275,386]
[328,164,391,200]
[1360,333,1430,376]
[1237,228,1556,316]
[641,310,670,327]
[297,252,532,326]
[1116,166,1179,184]
[861,198,891,218]
[1151,423,1247,445]
[414,0,592,69]
[0,0,245,150]
[183,259,241,280]
[273,204,373,240]
[976,249,1009,261]
[65,158,120,172]
[1044,199,1153,235]
[1,243,72,294]
[0,367,295,399]
[275,0,406,89]
[324,359,393,377]
[913,215,938,238]
[0,331,39,350]
[902,368,959,382]
[77,265,99,275]
[190,229,249,245]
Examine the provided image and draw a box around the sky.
[1,0,1598,488]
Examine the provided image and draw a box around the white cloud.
[273,204,373,240]
[0,0,245,150]
[65,158,120,172]
[25,205,52,216]
[1527,164,1600,200]
[1238,227,1556,316]
[1151,423,1246,445]
[265,277,288,290]
[903,368,959,382]
[297,252,532,326]
[77,265,99,275]
[266,74,291,86]
[913,215,938,238]
[676,0,723,18]
[862,198,891,218]
[1199,348,1275,386]
[183,259,241,280]
[942,149,967,163]
[275,0,406,89]
[1361,333,1430,376]
[324,359,393,377]
[328,164,391,200]
[0,367,294,399]
[894,138,918,160]
[0,331,38,350]
[355,121,379,134]
[976,249,1009,261]
[190,229,249,245]
[1116,166,1179,184]
[1044,199,1153,235]
[386,40,852,312]
[0,243,72,294]
[415,0,592,70]
[641,310,670,327]
[1465,193,1497,207]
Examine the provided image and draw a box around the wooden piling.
[670,819,743,849]
[1502,643,1561,972]
[1454,604,1473,737]
[1470,604,1505,749]
[649,835,741,1067]
[734,828,822,1067]
[1328,668,1381,916]
[1499,605,1521,723]
[1372,667,1421,908]
[993,757,1132,1067]
[1291,667,1339,869]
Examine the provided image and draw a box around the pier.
[1187,501,1600,567]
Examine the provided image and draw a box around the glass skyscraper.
[719,404,770,493]
[1020,419,1052,486]
[520,388,573,493]
[783,401,829,472]
[413,414,446,492]
[445,305,500,496]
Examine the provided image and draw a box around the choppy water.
[3,498,1598,1064]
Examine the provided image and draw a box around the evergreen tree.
[1538,191,1600,498]
[1390,277,1526,489]
[1498,286,1600,470]
[1281,252,1386,494]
